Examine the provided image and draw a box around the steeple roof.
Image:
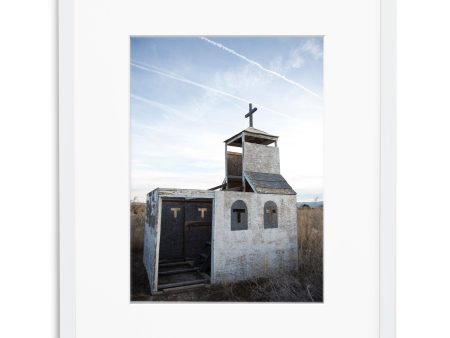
[224,127,278,147]
[243,127,273,136]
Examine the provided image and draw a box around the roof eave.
[224,129,279,145]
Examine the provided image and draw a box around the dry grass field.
[297,206,323,301]
[130,202,323,302]
[130,202,146,252]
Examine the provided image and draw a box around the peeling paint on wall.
[143,189,159,293]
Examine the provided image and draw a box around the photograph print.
[130,36,323,302]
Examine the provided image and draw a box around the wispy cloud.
[131,61,289,118]
[268,39,322,73]
[130,37,324,202]
[200,37,322,99]
[302,38,323,60]
[131,94,196,121]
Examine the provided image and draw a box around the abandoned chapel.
[143,104,299,293]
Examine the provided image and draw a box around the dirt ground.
[131,252,231,302]
[131,251,321,302]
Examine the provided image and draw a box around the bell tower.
[221,104,295,195]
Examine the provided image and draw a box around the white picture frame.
[59,0,396,337]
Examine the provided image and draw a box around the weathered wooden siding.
[159,200,185,260]
[226,152,242,176]
[184,200,212,259]
[158,188,215,199]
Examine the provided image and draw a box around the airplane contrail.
[200,37,322,99]
[130,61,290,118]
[131,94,199,122]
[131,60,185,80]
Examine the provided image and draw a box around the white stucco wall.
[243,142,280,174]
[212,191,298,283]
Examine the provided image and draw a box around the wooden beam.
[161,283,207,293]
[226,133,243,146]
[242,133,246,192]
[208,183,226,191]
[158,267,199,276]
[243,172,257,192]
[158,279,208,290]
[159,260,194,268]
[224,143,228,189]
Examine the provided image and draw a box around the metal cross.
[245,103,257,127]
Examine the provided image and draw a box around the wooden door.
[184,201,212,259]
[159,200,185,261]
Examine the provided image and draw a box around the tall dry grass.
[215,207,324,302]
[130,202,146,253]
[297,207,323,300]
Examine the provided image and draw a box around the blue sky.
[131,36,323,202]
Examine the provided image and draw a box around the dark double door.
[159,199,212,261]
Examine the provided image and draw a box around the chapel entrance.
[158,198,212,291]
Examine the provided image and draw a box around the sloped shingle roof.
[244,171,296,195]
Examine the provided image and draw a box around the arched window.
[264,201,278,229]
[231,200,248,231]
